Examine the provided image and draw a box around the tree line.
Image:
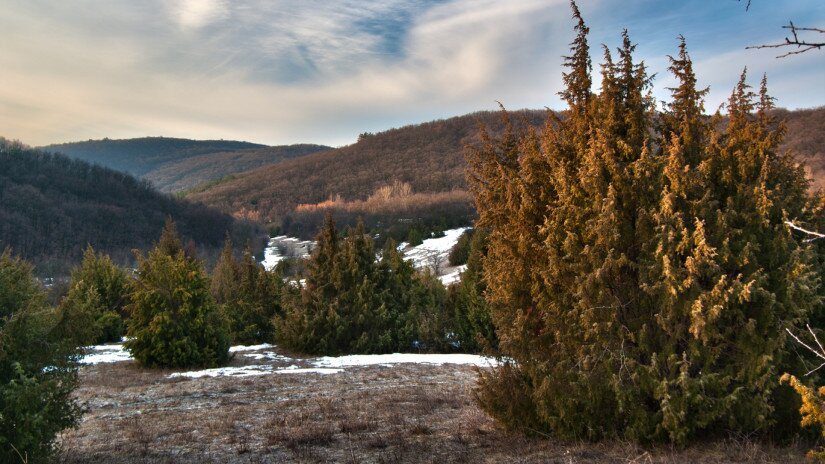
[1,215,494,461]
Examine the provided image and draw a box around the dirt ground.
[58,348,810,463]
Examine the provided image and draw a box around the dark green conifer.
[125,226,230,368]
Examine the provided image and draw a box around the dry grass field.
[58,347,811,463]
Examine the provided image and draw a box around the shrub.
[448,229,473,266]
[468,4,821,445]
[448,229,496,353]
[276,215,455,355]
[0,249,83,463]
[56,246,130,346]
[212,239,284,344]
[125,223,230,368]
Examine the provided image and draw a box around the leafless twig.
[785,221,825,242]
[747,21,825,57]
[786,326,825,376]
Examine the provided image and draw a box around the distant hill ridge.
[186,106,825,235]
[40,137,331,192]
[0,138,263,275]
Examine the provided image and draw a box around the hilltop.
[41,137,331,192]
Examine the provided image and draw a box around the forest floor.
[58,345,810,463]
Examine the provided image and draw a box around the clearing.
[57,344,808,463]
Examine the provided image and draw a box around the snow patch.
[402,228,471,272]
[80,344,131,365]
[275,365,343,375]
[229,344,274,353]
[261,236,314,271]
[243,351,292,361]
[169,365,273,379]
[312,353,498,369]
[439,265,467,286]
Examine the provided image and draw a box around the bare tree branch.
[747,21,825,57]
[785,221,825,242]
[786,327,825,377]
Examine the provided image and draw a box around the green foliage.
[448,229,473,266]
[448,229,496,352]
[275,215,455,355]
[0,250,83,463]
[211,239,284,344]
[468,5,822,445]
[406,228,424,247]
[56,246,130,346]
[125,224,230,368]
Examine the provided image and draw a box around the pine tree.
[0,250,83,463]
[157,216,185,258]
[56,246,130,345]
[276,215,455,354]
[125,225,230,368]
[449,229,496,352]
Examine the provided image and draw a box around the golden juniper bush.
[469,3,822,445]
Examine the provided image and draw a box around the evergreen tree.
[125,225,230,368]
[471,2,821,445]
[157,216,185,258]
[212,238,284,344]
[276,214,456,354]
[56,246,130,345]
[0,250,83,463]
[449,229,496,352]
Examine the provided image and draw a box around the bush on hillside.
[448,229,496,353]
[125,222,230,368]
[0,249,83,463]
[448,229,474,266]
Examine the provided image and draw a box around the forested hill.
[186,106,825,235]
[0,138,264,276]
[40,137,331,192]
[778,107,825,191]
[187,110,546,227]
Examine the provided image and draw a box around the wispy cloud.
[0,0,822,147]
[172,0,229,30]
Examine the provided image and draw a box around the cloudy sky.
[2,0,823,147]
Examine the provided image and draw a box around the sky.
[2,0,823,147]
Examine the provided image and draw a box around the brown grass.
[58,350,810,463]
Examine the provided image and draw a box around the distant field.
[59,345,809,463]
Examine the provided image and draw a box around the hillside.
[0,138,264,275]
[187,110,546,236]
[146,144,331,193]
[777,107,825,191]
[187,106,825,237]
[40,137,331,192]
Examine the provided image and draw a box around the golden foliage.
[295,181,472,216]
[780,373,825,461]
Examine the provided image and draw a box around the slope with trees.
[187,106,824,239]
[0,139,264,275]
[41,137,331,192]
